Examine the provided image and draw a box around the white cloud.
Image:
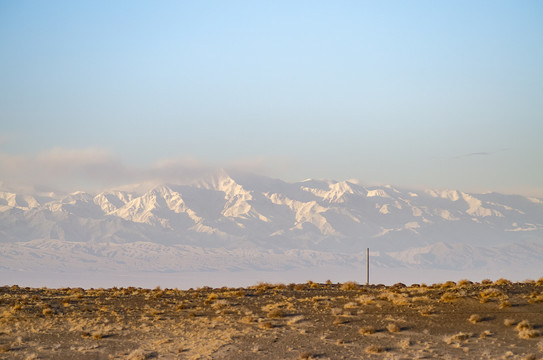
[0,147,290,193]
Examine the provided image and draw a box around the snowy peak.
[0,174,541,250]
[302,180,363,203]
[0,191,41,211]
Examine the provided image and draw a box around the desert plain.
[1,278,543,359]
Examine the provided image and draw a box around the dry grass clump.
[259,321,274,329]
[356,295,375,305]
[499,300,512,309]
[91,331,104,340]
[440,292,459,303]
[516,320,533,331]
[340,281,358,290]
[528,292,543,304]
[419,305,434,316]
[495,278,512,286]
[333,317,348,325]
[536,277,543,286]
[457,279,473,287]
[359,326,376,335]
[468,314,482,324]
[365,345,385,354]
[480,288,502,299]
[445,332,472,344]
[299,352,313,360]
[126,349,147,360]
[518,329,541,339]
[441,281,456,289]
[514,320,541,339]
[386,323,401,333]
[266,309,284,319]
[287,315,305,326]
[504,318,516,327]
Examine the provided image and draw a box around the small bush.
[516,320,533,331]
[480,288,502,298]
[387,323,401,333]
[266,309,284,319]
[519,329,541,339]
[469,314,482,324]
[340,281,358,290]
[365,345,385,354]
[495,278,512,286]
[359,326,376,335]
[445,332,471,344]
[440,292,458,303]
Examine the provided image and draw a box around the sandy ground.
[1,279,542,359]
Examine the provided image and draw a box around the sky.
[1,0,542,196]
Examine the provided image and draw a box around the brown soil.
[1,279,542,359]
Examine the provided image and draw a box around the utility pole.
[366,248,370,286]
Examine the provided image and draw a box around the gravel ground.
[1,278,542,359]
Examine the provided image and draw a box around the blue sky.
[1,0,542,195]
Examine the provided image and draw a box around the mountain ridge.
[1,171,542,284]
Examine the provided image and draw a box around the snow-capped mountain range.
[1,170,542,286]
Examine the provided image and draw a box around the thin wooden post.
[366,248,370,285]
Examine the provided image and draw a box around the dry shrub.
[445,332,472,344]
[333,317,348,325]
[299,352,314,360]
[441,281,456,289]
[419,305,435,316]
[331,307,343,316]
[504,319,516,327]
[519,329,541,339]
[440,292,458,303]
[253,282,272,291]
[240,315,256,324]
[480,288,502,299]
[344,302,358,309]
[365,345,385,354]
[387,323,401,333]
[469,314,482,324]
[479,330,492,338]
[126,349,147,360]
[536,277,543,286]
[359,326,376,335]
[528,292,543,304]
[340,281,358,290]
[259,321,273,329]
[495,278,512,286]
[457,279,473,287]
[357,295,375,305]
[267,309,284,319]
[499,300,512,309]
[287,315,305,326]
[398,338,411,349]
[516,320,533,331]
[42,307,53,316]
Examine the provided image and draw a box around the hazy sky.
[1,0,542,195]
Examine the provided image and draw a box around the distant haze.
[1,1,542,197]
